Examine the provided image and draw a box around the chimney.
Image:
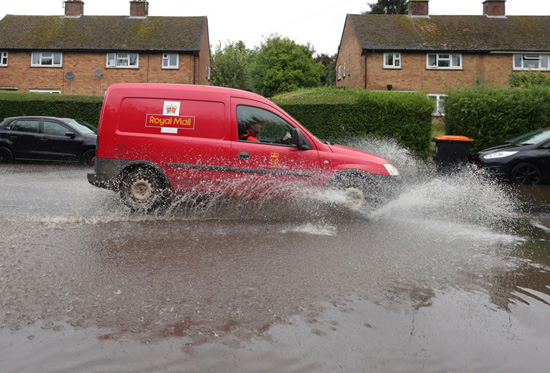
[483,0,506,17]
[130,1,149,18]
[64,0,84,17]
[408,0,429,17]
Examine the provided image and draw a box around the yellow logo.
[270,152,280,165]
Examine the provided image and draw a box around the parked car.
[88,83,402,212]
[0,116,97,166]
[471,127,550,184]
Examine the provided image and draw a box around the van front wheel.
[120,168,166,212]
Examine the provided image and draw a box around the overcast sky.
[1,0,550,55]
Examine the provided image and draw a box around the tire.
[0,147,14,164]
[326,170,380,210]
[120,168,168,212]
[511,162,542,185]
[80,149,95,166]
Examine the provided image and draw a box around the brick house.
[336,0,550,114]
[0,0,211,95]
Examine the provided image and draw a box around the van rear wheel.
[120,168,166,212]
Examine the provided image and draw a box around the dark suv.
[0,116,97,166]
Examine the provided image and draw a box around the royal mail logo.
[165,104,178,114]
[163,101,180,116]
[146,114,195,130]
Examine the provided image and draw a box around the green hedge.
[0,91,103,129]
[274,88,434,158]
[445,87,550,151]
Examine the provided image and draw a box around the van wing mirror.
[291,128,312,150]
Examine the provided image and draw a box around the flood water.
[1,142,550,372]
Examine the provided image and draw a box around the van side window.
[237,105,295,146]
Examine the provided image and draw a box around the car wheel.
[81,149,95,166]
[511,162,542,185]
[120,168,168,212]
[0,147,14,163]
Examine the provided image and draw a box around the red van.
[88,83,401,211]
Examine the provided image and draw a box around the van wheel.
[120,168,166,212]
[81,149,95,166]
[0,148,14,163]
[326,171,380,210]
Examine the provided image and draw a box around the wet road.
[1,161,550,372]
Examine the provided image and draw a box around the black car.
[0,116,97,166]
[472,127,550,185]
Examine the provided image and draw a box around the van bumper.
[87,158,128,191]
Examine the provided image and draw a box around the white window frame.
[343,62,346,78]
[0,52,7,66]
[106,52,139,68]
[31,52,62,67]
[29,89,61,94]
[513,54,550,71]
[206,65,211,80]
[162,53,179,69]
[428,93,447,116]
[337,65,342,80]
[384,53,401,69]
[426,53,462,70]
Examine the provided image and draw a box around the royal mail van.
[88,83,401,211]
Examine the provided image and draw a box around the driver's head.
[249,122,263,134]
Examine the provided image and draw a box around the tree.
[249,35,325,97]
[365,0,408,14]
[210,41,255,90]
[314,53,337,87]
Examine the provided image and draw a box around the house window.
[337,65,342,80]
[343,63,346,78]
[428,94,447,116]
[106,53,139,68]
[427,53,462,69]
[513,54,550,71]
[384,53,401,69]
[162,53,179,69]
[0,52,7,66]
[206,65,211,80]
[31,52,62,67]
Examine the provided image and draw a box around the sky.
[1,0,550,56]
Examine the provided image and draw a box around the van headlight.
[384,163,400,176]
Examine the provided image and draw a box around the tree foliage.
[365,0,408,14]
[249,35,325,97]
[509,71,550,88]
[210,41,255,91]
[315,53,337,87]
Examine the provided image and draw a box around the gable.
[347,14,550,53]
[0,15,207,52]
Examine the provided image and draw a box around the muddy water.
[0,157,549,372]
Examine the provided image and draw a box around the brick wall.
[365,53,516,93]
[336,17,365,89]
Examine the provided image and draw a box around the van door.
[229,101,322,196]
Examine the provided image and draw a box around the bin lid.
[433,135,474,142]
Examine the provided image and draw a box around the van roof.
[106,83,268,103]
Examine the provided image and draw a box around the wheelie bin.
[433,135,474,173]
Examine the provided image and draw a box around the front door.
[229,101,322,197]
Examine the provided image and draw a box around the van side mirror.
[291,128,312,150]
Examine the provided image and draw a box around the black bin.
[433,135,474,172]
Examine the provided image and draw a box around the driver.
[240,122,263,142]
